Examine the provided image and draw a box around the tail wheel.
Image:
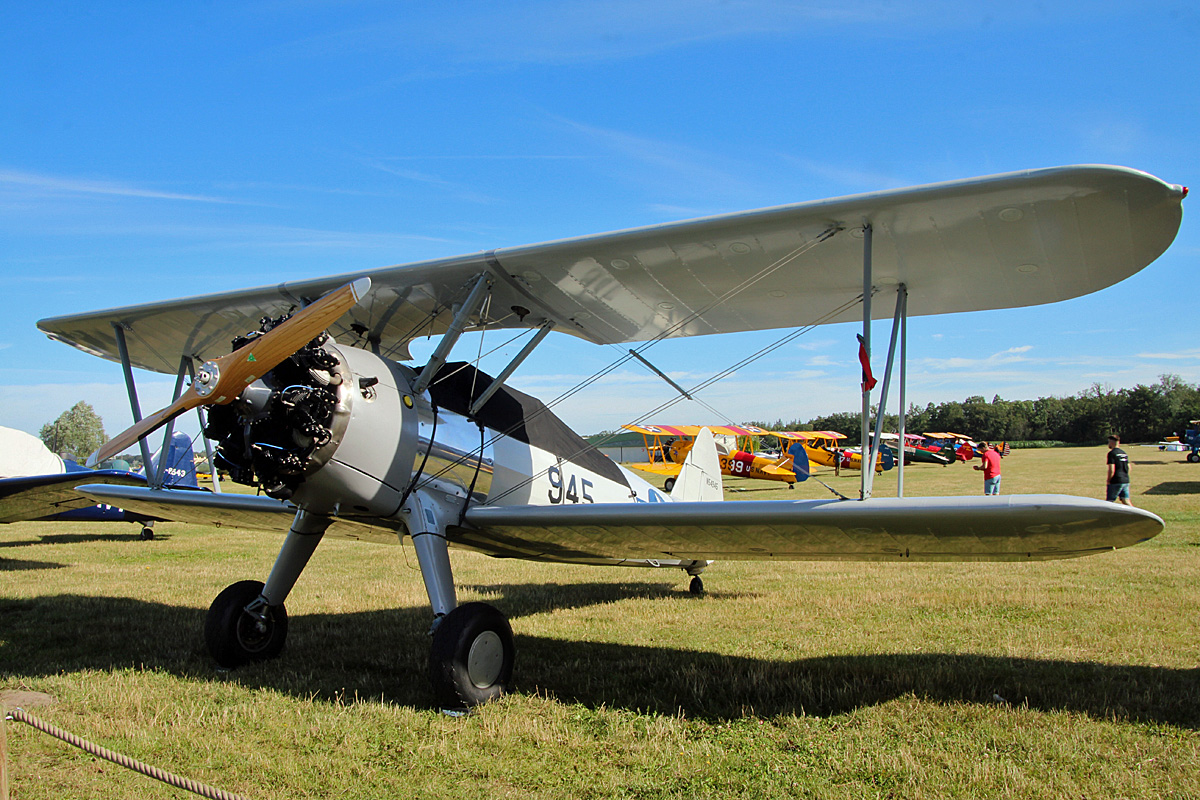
[205,580,288,668]
[429,602,514,709]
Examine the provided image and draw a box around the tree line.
[749,375,1200,446]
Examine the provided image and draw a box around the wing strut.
[112,322,156,480]
[864,284,907,499]
[628,349,693,401]
[152,355,191,488]
[859,225,910,500]
[468,320,554,416]
[110,325,220,490]
[859,226,873,500]
[412,273,491,395]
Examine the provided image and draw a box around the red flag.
[857,334,877,391]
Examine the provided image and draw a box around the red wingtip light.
[1183,186,1189,198]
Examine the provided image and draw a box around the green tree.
[39,401,107,460]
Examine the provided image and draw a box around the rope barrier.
[4,708,252,800]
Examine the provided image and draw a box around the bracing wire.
[437,291,863,505]
[405,227,850,500]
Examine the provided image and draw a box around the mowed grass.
[2,445,1199,799]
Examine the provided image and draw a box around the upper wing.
[0,471,148,524]
[621,424,769,438]
[460,494,1162,563]
[37,165,1184,375]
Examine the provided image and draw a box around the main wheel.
[663,477,676,492]
[1188,452,1199,463]
[429,602,514,709]
[205,580,288,668]
[689,575,705,595]
[140,526,155,540]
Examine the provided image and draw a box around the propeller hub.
[194,361,221,397]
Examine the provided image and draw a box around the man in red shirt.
[973,441,1002,495]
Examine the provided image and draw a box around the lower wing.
[461,495,1161,562]
[0,471,148,524]
[79,484,1161,564]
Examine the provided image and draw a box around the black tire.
[689,575,705,596]
[205,580,287,668]
[663,477,676,492]
[429,602,514,709]
[1189,452,1200,464]
[140,527,155,540]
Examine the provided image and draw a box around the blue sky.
[2,1,1197,441]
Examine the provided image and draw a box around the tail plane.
[147,432,199,488]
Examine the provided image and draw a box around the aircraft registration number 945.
[547,463,593,504]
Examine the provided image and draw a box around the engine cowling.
[204,327,419,516]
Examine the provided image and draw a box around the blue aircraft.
[0,430,199,540]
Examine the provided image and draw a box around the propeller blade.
[87,277,370,467]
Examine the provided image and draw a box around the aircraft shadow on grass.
[1145,481,1200,495]
[2,590,1197,728]
[0,531,168,548]
[0,556,66,572]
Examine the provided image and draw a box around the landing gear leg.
[205,508,328,668]
[684,560,708,596]
[408,491,515,709]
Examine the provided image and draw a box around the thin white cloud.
[780,157,911,192]
[1136,349,1200,360]
[0,169,243,205]
[359,159,495,204]
[919,345,1035,371]
[548,115,760,200]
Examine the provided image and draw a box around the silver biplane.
[37,165,1184,707]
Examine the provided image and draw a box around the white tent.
[0,426,65,478]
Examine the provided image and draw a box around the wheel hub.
[466,631,504,688]
[236,609,274,653]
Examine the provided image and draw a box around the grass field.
[2,445,1199,798]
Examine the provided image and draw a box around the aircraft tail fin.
[670,427,723,502]
[786,442,811,483]
[147,432,199,488]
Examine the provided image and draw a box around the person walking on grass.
[1106,434,1133,505]
[973,441,1002,495]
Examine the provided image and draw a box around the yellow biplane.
[622,424,803,490]
[771,431,893,473]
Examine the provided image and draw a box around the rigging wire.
[455,292,863,505]
[406,227,850,498]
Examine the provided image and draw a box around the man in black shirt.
[1106,434,1132,506]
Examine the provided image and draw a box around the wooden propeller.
[88,277,371,467]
